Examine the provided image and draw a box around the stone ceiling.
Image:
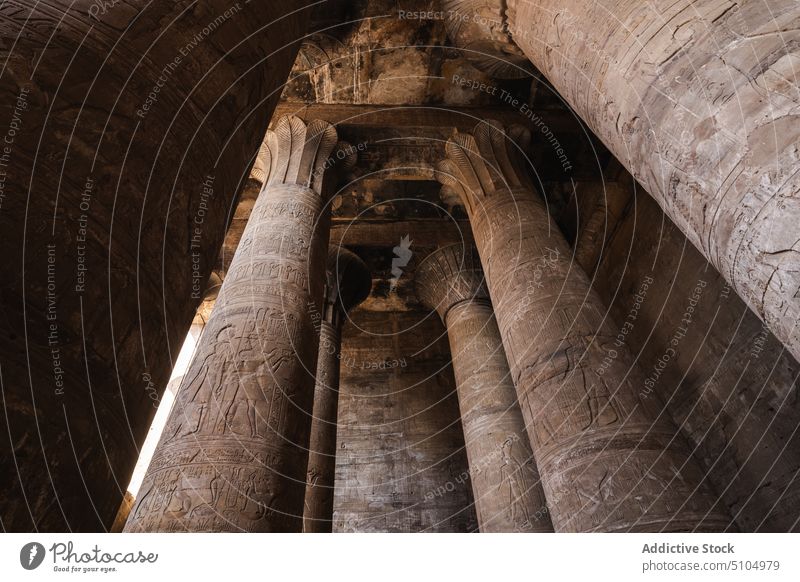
[211,0,621,315]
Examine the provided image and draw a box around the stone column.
[441,0,533,78]
[0,2,310,531]
[303,248,371,532]
[125,116,348,532]
[504,0,800,362]
[436,121,731,532]
[416,244,553,532]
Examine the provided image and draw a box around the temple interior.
[1,0,799,533]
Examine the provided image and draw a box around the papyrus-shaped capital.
[253,115,351,198]
[435,120,532,213]
[442,0,533,78]
[416,244,490,321]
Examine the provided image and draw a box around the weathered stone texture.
[442,0,533,79]
[571,181,633,276]
[303,249,371,532]
[333,310,478,532]
[416,244,553,532]
[0,1,308,532]
[125,117,342,532]
[592,183,800,532]
[508,0,800,362]
[437,121,732,531]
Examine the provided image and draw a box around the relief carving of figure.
[219,359,270,438]
[164,325,236,443]
[498,436,535,531]
[574,470,614,518]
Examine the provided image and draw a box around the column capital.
[435,120,533,213]
[325,247,371,325]
[416,244,489,321]
[442,0,533,79]
[250,137,272,184]
[251,115,353,198]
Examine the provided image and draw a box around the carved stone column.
[0,2,310,532]
[416,245,553,532]
[506,0,800,362]
[125,116,347,532]
[303,248,371,532]
[436,121,731,532]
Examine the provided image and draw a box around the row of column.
[127,114,732,532]
[433,120,730,532]
[11,0,780,532]
[124,116,375,533]
[445,0,800,364]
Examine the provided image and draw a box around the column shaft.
[445,300,552,532]
[416,244,553,532]
[436,122,731,531]
[126,181,330,532]
[303,321,341,532]
[508,0,800,361]
[473,188,727,532]
[302,247,370,532]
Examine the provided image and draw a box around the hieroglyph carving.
[416,244,553,532]
[126,116,347,532]
[436,121,732,532]
[507,0,800,362]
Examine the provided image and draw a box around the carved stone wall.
[508,0,800,362]
[333,310,478,532]
[0,1,308,531]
